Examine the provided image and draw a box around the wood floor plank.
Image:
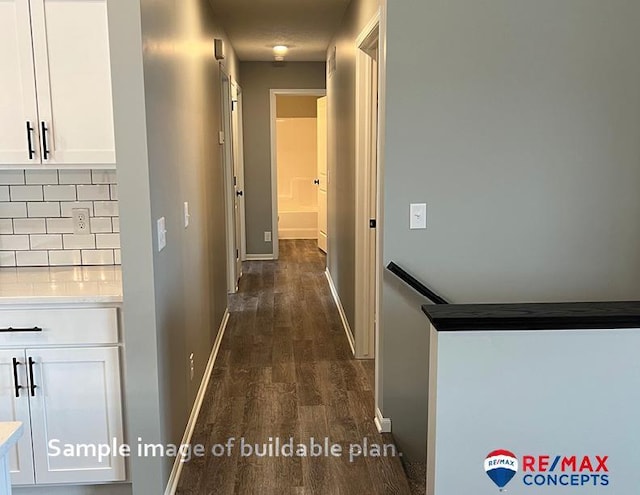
[176,240,413,495]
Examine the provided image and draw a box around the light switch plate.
[410,203,427,230]
[157,217,167,252]
[183,202,190,228]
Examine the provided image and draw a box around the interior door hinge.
[369,219,377,229]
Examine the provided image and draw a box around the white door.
[231,83,245,275]
[0,0,40,165]
[30,0,115,165]
[317,97,328,253]
[28,347,125,484]
[0,350,34,485]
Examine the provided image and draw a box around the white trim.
[164,309,231,495]
[374,407,392,433]
[245,254,275,261]
[269,89,327,261]
[231,81,247,262]
[354,10,381,360]
[374,0,389,432]
[324,269,356,356]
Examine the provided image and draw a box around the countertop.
[422,301,640,331]
[0,266,123,305]
[0,422,23,458]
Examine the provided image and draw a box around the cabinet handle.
[28,357,37,397]
[0,327,43,333]
[41,121,50,160]
[26,121,35,160]
[12,358,23,398]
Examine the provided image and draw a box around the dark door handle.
[0,327,43,333]
[26,121,35,160]
[28,357,37,397]
[236,190,243,197]
[314,179,320,185]
[41,121,50,160]
[12,358,23,398]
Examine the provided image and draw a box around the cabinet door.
[28,347,125,484]
[0,350,35,485]
[30,0,116,165]
[0,0,40,165]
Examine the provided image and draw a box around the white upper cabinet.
[0,0,40,165]
[0,0,116,167]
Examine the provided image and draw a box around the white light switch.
[157,217,167,252]
[410,203,427,230]
[183,202,190,228]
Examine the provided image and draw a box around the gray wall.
[240,62,326,256]
[325,0,379,335]
[112,0,238,492]
[380,0,640,461]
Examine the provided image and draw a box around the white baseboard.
[278,228,318,240]
[324,269,356,356]
[164,309,230,495]
[374,407,392,433]
[245,254,274,261]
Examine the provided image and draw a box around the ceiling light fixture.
[273,45,288,60]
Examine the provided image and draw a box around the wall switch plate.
[218,131,225,145]
[72,208,91,234]
[157,217,167,252]
[183,202,190,228]
[264,231,272,242]
[410,203,427,230]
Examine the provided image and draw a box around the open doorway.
[269,89,327,260]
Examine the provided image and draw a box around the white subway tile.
[0,235,30,251]
[0,203,27,219]
[91,170,117,184]
[10,185,44,201]
[16,251,48,267]
[58,170,92,184]
[27,202,60,218]
[111,218,120,233]
[0,186,8,202]
[25,170,58,185]
[43,185,76,201]
[63,234,95,249]
[96,233,120,249]
[0,219,12,234]
[94,201,119,217]
[0,252,16,267]
[0,171,25,185]
[110,184,118,200]
[60,202,94,217]
[77,185,110,201]
[90,218,112,233]
[30,234,62,250]
[114,249,121,265]
[49,250,82,266]
[81,249,114,265]
[46,218,74,234]
[13,218,46,235]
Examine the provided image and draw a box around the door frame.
[269,89,327,260]
[354,12,381,360]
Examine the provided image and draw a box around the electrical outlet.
[189,353,195,381]
[265,231,272,242]
[72,208,91,234]
[183,202,190,228]
[157,217,167,252]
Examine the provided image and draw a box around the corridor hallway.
[177,240,411,494]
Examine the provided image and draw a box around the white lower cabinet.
[0,309,125,486]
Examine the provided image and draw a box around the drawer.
[0,308,118,346]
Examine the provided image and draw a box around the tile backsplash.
[0,170,120,267]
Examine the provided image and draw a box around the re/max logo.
[521,455,610,487]
[523,455,609,473]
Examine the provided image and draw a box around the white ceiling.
[209,0,352,62]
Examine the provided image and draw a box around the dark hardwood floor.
[176,240,412,495]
